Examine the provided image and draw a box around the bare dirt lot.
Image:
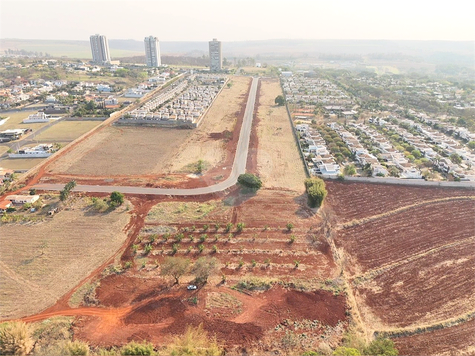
[255,78,307,191]
[325,181,475,353]
[48,126,190,175]
[0,196,130,319]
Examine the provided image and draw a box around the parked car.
[187,285,197,290]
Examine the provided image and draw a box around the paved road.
[34,77,260,196]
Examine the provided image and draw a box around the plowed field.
[327,181,475,353]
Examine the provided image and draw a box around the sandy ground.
[0,157,45,170]
[0,197,130,319]
[256,78,307,191]
[168,76,251,173]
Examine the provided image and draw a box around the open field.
[394,318,475,355]
[0,145,9,155]
[256,78,306,191]
[0,197,130,319]
[35,120,102,142]
[325,181,475,223]
[48,126,190,175]
[0,157,45,170]
[167,76,251,173]
[325,181,475,352]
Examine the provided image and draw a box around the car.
[187,285,197,290]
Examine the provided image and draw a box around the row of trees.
[304,177,327,208]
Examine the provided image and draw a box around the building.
[144,36,161,67]
[90,34,111,64]
[209,38,222,72]
[5,195,40,204]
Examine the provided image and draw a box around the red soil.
[325,181,475,223]
[394,318,475,356]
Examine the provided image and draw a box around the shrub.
[343,164,356,176]
[236,222,245,232]
[0,321,34,356]
[333,347,361,355]
[286,222,294,231]
[165,324,222,356]
[289,235,296,243]
[120,341,155,355]
[364,338,398,356]
[65,340,90,355]
[304,177,327,208]
[225,223,233,232]
[110,191,124,206]
[237,173,262,189]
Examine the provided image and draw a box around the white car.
[187,285,197,290]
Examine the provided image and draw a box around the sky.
[0,0,474,42]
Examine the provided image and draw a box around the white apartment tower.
[144,36,161,67]
[209,38,222,72]
[90,34,111,64]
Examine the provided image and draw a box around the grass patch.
[233,277,277,292]
[68,281,99,307]
[146,201,228,224]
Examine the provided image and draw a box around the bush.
[65,340,90,355]
[304,177,327,208]
[110,191,124,206]
[120,341,155,355]
[237,173,262,189]
[0,321,34,356]
[165,324,222,355]
[364,338,398,355]
[343,164,356,176]
[333,347,361,355]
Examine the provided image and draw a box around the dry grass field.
[256,78,307,191]
[35,121,101,142]
[0,197,130,319]
[0,157,45,170]
[168,76,251,173]
[48,126,190,175]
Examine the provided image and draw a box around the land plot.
[394,318,475,356]
[256,78,307,191]
[48,126,190,175]
[335,199,475,273]
[34,120,101,142]
[0,110,49,131]
[326,181,475,223]
[0,157,45,170]
[356,239,475,328]
[0,198,130,319]
[168,76,251,174]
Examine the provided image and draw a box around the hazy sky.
[1,0,474,41]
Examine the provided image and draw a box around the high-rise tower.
[209,38,222,72]
[144,36,161,67]
[90,34,111,64]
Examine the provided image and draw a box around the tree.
[60,180,76,202]
[364,338,398,356]
[468,141,475,150]
[343,164,356,176]
[304,177,327,208]
[160,257,190,284]
[275,95,285,106]
[450,153,462,164]
[110,191,124,206]
[237,173,262,189]
[0,321,34,356]
[191,257,217,283]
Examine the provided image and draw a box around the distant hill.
[0,38,473,67]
